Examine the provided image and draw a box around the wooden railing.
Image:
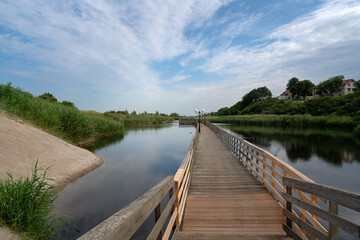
[80,124,199,240]
[79,176,175,240]
[173,124,199,227]
[206,121,329,239]
[283,177,360,240]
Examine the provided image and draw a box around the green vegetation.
[0,83,124,144]
[218,86,272,115]
[0,162,65,240]
[208,114,357,129]
[316,75,344,96]
[209,92,360,136]
[239,93,360,116]
[286,77,314,98]
[0,83,175,145]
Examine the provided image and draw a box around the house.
[312,79,356,98]
[278,90,292,100]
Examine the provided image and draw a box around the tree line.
[215,75,360,116]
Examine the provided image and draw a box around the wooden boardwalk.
[176,125,290,240]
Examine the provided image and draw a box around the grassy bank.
[0,83,173,145]
[0,83,124,144]
[207,115,360,136]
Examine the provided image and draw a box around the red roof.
[343,79,355,85]
[280,90,292,96]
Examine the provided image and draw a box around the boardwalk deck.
[176,125,291,240]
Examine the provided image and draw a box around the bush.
[38,93,58,103]
[355,124,360,137]
[0,162,66,239]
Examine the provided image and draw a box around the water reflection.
[219,125,360,165]
[52,122,194,239]
[217,124,360,193]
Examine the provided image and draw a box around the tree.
[316,75,344,96]
[291,80,314,98]
[38,92,57,103]
[169,112,179,117]
[242,86,272,108]
[355,80,360,91]
[217,107,230,116]
[60,100,75,108]
[286,77,299,92]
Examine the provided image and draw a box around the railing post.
[286,186,293,229]
[175,181,180,227]
[154,202,162,240]
[329,201,339,239]
[271,161,276,189]
[262,154,266,179]
[256,151,259,174]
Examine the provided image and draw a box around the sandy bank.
[0,111,103,193]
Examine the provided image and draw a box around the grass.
[0,162,66,240]
[0,83,124,144]
[207,114,358,130]
[0,83,173,145]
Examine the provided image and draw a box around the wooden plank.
[148,195,175,240]
[329,201,339,239]
[283,177,360,212]
[79,176,174,240]
[154,202,162,240]
[282,224,304,240]
[164,210,178,240]
[282,209,332,240]
[283,194,360,236]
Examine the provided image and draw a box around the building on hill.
[312,79,356,98]
[278,90,292,100]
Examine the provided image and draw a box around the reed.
[0,83,124,143]
[0,161,66,240]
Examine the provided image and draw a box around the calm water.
[216,124,360,239]
[52,121,194,239]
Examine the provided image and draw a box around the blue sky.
[0,0,359,115]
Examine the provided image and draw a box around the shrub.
[0,162,66,239]
[38,93,58,103]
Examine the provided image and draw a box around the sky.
[0,0,359,115]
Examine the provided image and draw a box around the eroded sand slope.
[0,111,103,193]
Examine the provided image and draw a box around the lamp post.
[195,109,202,133]
[202,109,205,125]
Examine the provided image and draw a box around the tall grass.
[0,83,124,143]
[0,162,66,240]
[208,114,357,129]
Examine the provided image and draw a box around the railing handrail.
[205,121,328,239]
[283,176,360,240]
[79,176,174,240]
[173,124,199,226]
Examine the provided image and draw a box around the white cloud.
[197,0,360,103]
[0,0,230,99]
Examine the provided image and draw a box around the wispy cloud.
[0,0,359,114]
